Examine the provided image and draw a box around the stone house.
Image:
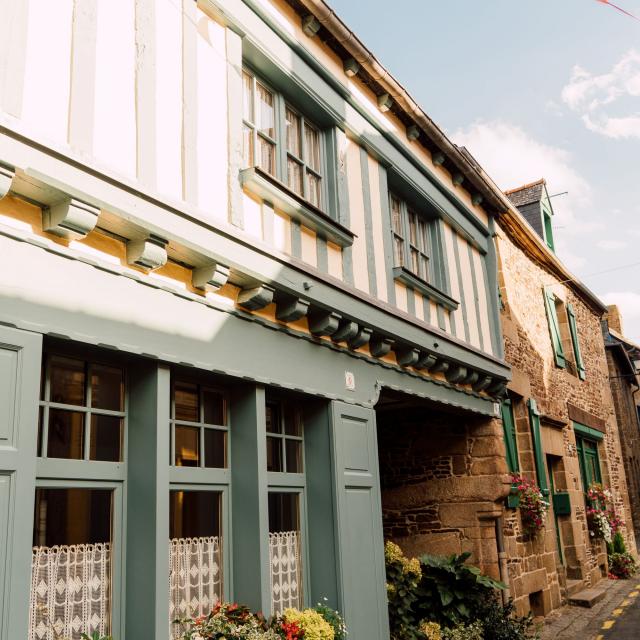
[497,179,637,617]
[603,305,640,545]
[0,1,519,639]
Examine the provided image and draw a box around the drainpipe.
[495,516,511,605]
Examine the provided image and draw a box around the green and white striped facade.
[0,1,511,639]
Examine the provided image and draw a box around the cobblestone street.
[540,580,640,640]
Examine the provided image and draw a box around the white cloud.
[452,120,596,233]
[597,239,628,250]
[562,49,640,139]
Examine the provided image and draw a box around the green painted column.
[125,361,171,639]
[230,384,271,611]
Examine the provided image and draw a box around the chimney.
[606,305,624,335]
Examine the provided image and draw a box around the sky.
[328,0,640,340]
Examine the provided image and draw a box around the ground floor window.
[29,488,113,640]
[269,491,303,613]
[577,434,602,492]
[169,490,223,638]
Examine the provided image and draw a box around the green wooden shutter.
[566,303,586,380]
[543,289,566,368]
[500,399,519,473]
[331,402,389,640]
[0,326,41,640]
[527,399,549,496]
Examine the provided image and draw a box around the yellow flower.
[284,608,335,640]
[420,621,442,640]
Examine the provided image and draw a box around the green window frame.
[543,289,566,368]
[528,399,549,496]
[566,303,586,380]
[542,209,555,252]
[242,68,329,213]
[501,398,519,473]
[574,422,603,493]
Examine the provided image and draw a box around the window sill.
[240,167,355,248]
[392,266,459,311]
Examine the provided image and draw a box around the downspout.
[495,516,511,605]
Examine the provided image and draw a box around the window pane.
[394,237,404,267]
[257,83,274,138]
[411,249,419,275]
[204,429,226,469]
[304,123,321,172]
[285,107,301,157]
[391,197,403,235]
[38,407,43,456]
[170,490,221,539]
[287,157,303,196]
[409,211,417,245]
[420,255,429,281]
[91,364,123,411]
[174,382,199,422]
[286,439,303,473]
[258,137,276,175]
[419,220,429,254]
[169,491,223,638]
[203,390,225,425]
[47,409,84,459]
[267,436,283,472]
[31,489,113,638]
[266,403,282,434]
[268,492,302,612]
[242,71,254,122]
[90,415,123,462]
[284,406,302,437]
[175,426,199,466]
[50,356,85,406]
[242,125,254,167]
[307,172,322,208]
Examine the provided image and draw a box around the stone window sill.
[392,266,458,311]
[239,167,356,248]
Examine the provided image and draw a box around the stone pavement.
[539,579,640,640]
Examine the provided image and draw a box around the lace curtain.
[169,536,222,639]
[269,530,302,614]
[29,543,111,640]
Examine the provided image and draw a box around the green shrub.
[385,541,423,640]
[609,552,637,579]
[442,621,484,640]
[415,552,505,627]
[475,598,538,640]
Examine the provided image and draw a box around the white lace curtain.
[269,530,302,614]
[29,543,111,640]
[169,536,222,640]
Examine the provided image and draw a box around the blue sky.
[329,0,640,339]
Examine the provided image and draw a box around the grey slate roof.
[505,179,546,207]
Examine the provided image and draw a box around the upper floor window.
[390,193,432,283]
[266,400,304,473]
[242,69,325,210]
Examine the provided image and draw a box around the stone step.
[566,579,585,597]
[568,585,608,608]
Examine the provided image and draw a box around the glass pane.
[287,157,303,196]
[204,429,226,468]
[90,415,123,462]
[411,249,419,275]
[391,196,403,235]
[50,356,85,406]
[267,436,283,472]
[286,439,303,473]
[304,123,321,172]
[242,71,254,122]
[174,382,199,422]
[284,406,302,437]
[268,492,300,533]
[47,409,84,459]
[419,220,429,254]
[307,172,322,208]
[32,489,112,640]
[91,364,123,411]
[394,237,404,267]
[420,255,429,281]
[258,137,276,176]
[242,125,254,168]
[38,406,43,456]
[175,426,200,466]
[170,490,221,539]
[285,107,301,157]
[257,83,274,138]
[266,403,282,434]
[203,389,225,425]
[408,211,417,245]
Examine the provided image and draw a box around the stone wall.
[496,223,637,616]
[377,405,510,581]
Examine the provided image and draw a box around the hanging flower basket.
[511,474,549,537]
[586,484,622,544]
